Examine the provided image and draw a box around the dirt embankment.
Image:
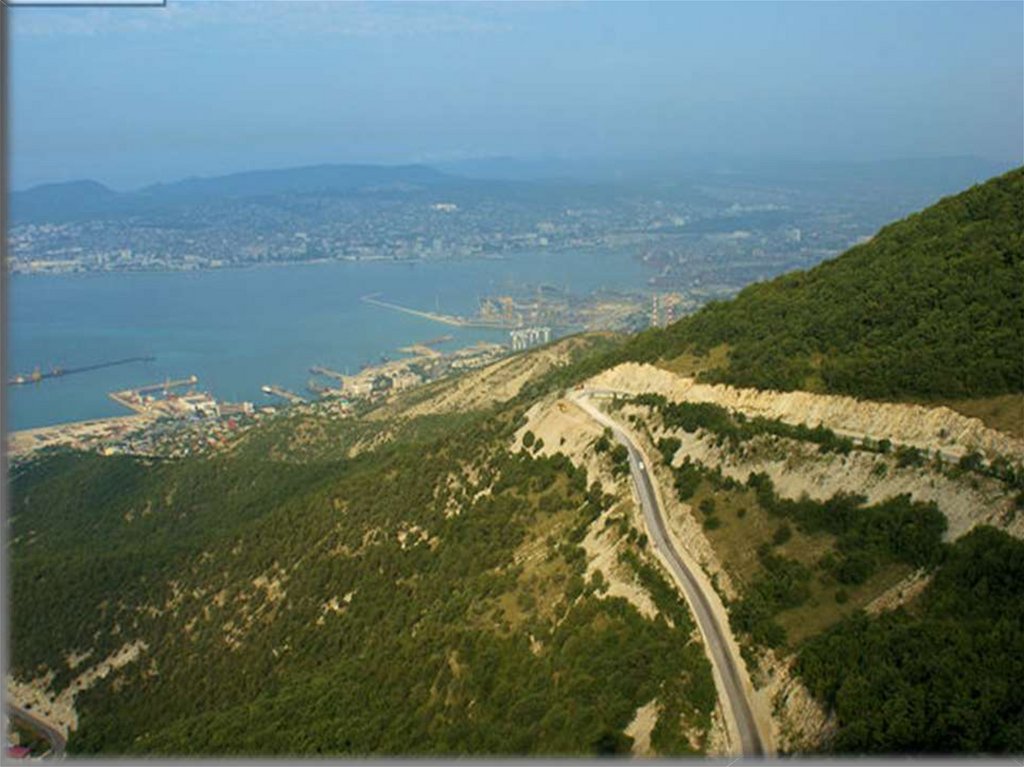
[863,569,933,615]
[588,363,1024,461]
[759,653,835,753]
[512,396,663,624]
[654,425,1021,541]
[513,396,620,494]
[6,640,147,738]
[624,699,659,756]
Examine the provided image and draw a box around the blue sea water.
[6,250,652,431]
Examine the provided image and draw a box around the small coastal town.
[7,334,520,464]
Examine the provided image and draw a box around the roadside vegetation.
[646,435,946,653]
[638,393,855,454]
[638,389,1023,753]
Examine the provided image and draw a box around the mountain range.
[11,156,1012,226]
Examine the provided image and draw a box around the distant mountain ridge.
[10,163,459,224]
[136,163,453,202]
[11,179,121,223]
[12,155,1014,226]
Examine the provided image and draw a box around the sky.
[8,1,1024,190]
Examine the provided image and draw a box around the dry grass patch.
[776,562,912,646]
[691,481,913,647]
[938,394,1024,439]
[657,343,730,377]
[691,483,830,590]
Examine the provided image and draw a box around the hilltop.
[623,167,1024,402]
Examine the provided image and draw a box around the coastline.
[7,414,157,459]
[8,251,534,279]
[7,249,653,432]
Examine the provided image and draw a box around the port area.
[307,340,506,405]
[109,376,210,416]
[361,285,685,335]
[7,309,633,464]
[6,375,263,463]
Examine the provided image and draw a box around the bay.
[7,250,651,430]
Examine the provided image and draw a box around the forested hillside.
[623,167,1024,400]
[798,527,1024,753]
[8,406,716,756]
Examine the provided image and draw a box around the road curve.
[570,391,768,757]
[6,703,66,759]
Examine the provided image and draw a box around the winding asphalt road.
[6,703,66,759]
[570,390,768,757]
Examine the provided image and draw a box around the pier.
[310,365,346,382]
[360,293,515,329]
[306,379,332,396]
[135,375,199,395]
[397,344,443,358]
[261,385,306,405]
[7,356,156,386]
[109,375,202,415]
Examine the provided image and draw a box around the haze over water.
[7,250,651,430]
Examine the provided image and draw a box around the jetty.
[360,294,513,329]
[109,375,201,415]
[310,365,346,382]
[261,385,306,405]
[8,355,156,386]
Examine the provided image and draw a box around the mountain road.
[570,389,769,757]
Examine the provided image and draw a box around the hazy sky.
[9,1,1024,190]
